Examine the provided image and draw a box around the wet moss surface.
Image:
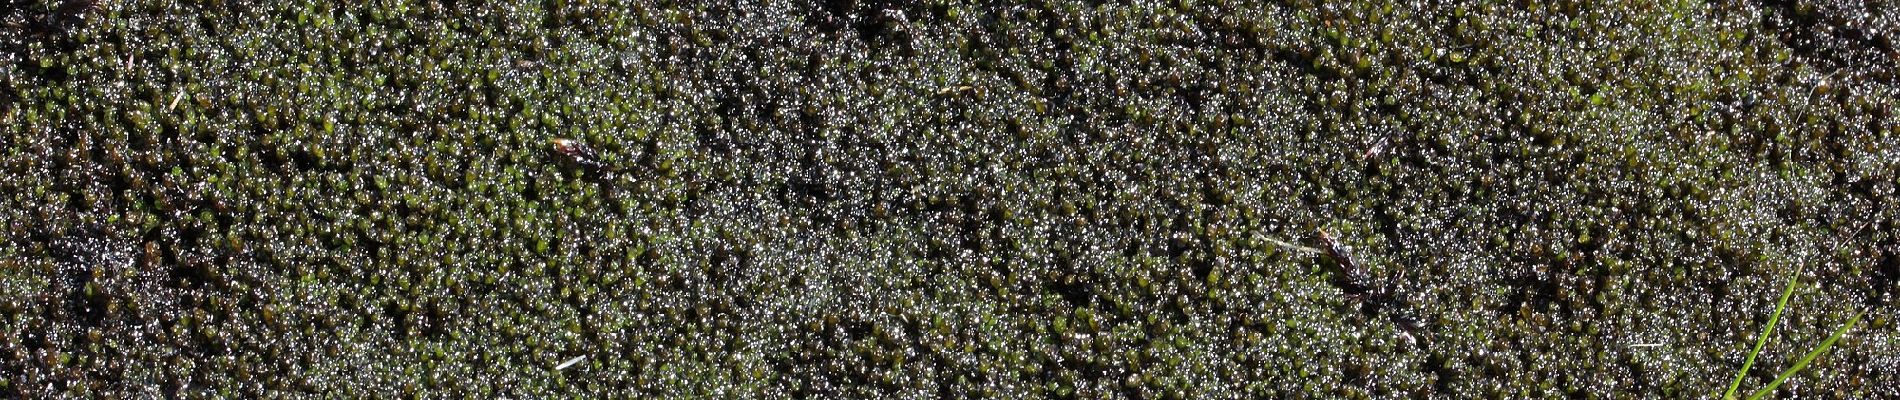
[3,0,1898,398]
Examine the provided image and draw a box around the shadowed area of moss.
[2,0,1897,398]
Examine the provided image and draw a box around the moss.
[3,0,1900,398]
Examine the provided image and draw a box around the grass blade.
[1722,271,1800,399]
[1746,311,1863,400]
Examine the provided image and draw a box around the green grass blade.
[1722,272,1800,399]
[1745,311,1863,400]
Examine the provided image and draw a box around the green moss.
[3,0,1899,397]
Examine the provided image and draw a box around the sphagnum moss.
[3,0,1899,398]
